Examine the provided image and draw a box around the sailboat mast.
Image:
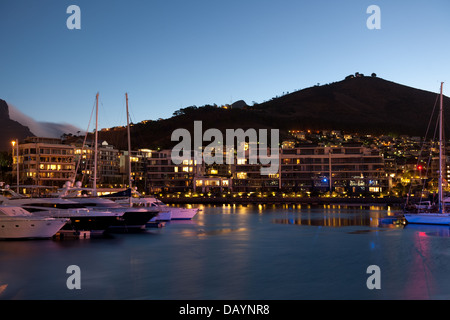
[439,82,444,213]
[93,92,99,196]
[126,93,132,190]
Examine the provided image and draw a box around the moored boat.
[403,82,450,225]
[0,206,68,239]
[111,191,198,220]
[0,193,123,232]
[64,196,160,231]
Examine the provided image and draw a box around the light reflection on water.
[272,212,393,228]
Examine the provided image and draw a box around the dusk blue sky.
[1,0,449,132]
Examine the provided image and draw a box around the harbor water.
[1,204,450,300]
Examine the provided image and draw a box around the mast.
[93,92,99,196]
[439,82,444,213]
[126,93,132,206]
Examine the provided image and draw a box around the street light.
[11,139,18,193]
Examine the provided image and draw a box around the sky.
[1,0,449,133]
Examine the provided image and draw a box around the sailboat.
[58,93,159,230]
[404,82,450,225]
[106,93,198,221]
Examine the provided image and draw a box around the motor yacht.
[0,205,68,239]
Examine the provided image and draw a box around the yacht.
[0,205,68,239]
[63,196,160,231]
[0,192,123,232]
[110,190,198,220]
[53,181,166,224]
[1,185,159,231]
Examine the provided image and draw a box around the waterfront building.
[13,137,75,190]
[280,144,387,195]
[146,150,201,193]
[10,133,399,196]
[144,143,387,195]
[72,140,121,187]
[119,148,152,191]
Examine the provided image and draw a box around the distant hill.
[0,99,34,151]
[254,76,449,137]
[97,76,450,151]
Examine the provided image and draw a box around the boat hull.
[0,217,68,239]
[150,210,172,222]
[404,213,450,225]
[31,209,122,232]
[170,208,198,220]
[107,210,159,231]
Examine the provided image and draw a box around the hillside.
[97,76,450,151]
[0,99,34,151]
[255,76,448,136]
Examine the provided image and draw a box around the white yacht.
[56,183,172,223]
[113,193,198,220]
[0,206,68,239]
[0,190,124,232]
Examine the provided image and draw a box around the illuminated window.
[236,172,247,179]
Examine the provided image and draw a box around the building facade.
[13,137,76,188]
[145,144,388,195]
[12,137,389,196]
[280,145,387,195]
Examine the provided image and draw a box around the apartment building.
[280,144,387,194]
[13,137,75,188]
[72,140,122,186]
[145,144,388,195]
[147,150,200,193]
[12,136,388,195]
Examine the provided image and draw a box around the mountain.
[7,103,83,140]
[0,100,85,152]
[253,75,449,136]
[0,99,34,151]
[97,75,450,151]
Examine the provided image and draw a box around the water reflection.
[404,224,450,237]
[272,212,387,228]
[177,227,247,239]
[272,211,450,238]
